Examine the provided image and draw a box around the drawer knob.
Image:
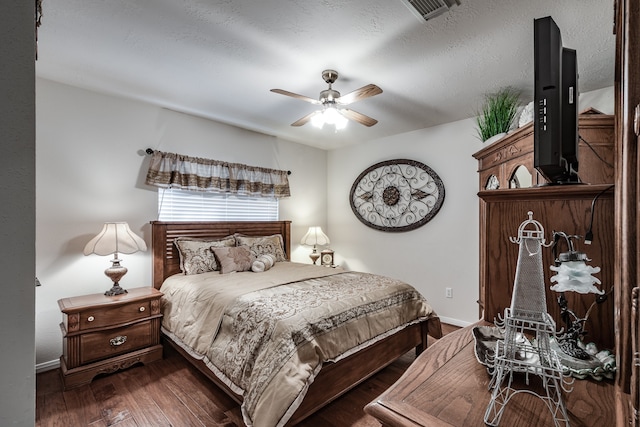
[109,335,127,346]
[87,316,95,322]
[139,306,145,312]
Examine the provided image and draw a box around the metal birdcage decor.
[484,212,573,427]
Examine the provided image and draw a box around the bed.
[151,220,442,427]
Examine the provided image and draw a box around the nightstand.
[58,286,163,390]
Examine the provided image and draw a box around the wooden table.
[365,323,615,427]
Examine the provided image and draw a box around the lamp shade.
[549,231,603,295]
[550,261,603,295]
[300,226,330,246]
[83,222,147,256]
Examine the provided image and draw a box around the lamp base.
[104,258,128,296]
[556,337,591,360]
[309,252,320,265]
[104,284,128,296]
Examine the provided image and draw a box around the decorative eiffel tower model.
[484,212,573,426]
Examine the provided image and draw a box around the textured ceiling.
[35,0,615,150]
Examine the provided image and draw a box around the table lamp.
[550,231,603,360]
[300,226,330,265]
[83,222,147,296]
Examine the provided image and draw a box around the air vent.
[401,0,460,22]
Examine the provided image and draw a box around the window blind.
[157,188,279,221]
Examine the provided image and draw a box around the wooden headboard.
[150,220,292,289]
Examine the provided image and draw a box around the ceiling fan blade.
[291,111,319,127]
[340,109,378,127]
[336,84,383,105]
[270,89,320,104]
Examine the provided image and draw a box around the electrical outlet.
[445,287,453,298]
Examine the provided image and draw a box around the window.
[157,188,278,221]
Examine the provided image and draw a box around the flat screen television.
[533,16,580,185]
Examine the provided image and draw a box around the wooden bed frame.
[150,220,442,425]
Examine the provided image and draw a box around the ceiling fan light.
[324,107,348,129]
[311,111,325,129]
[334,112,348,130]
[309,106,348,130]
[323,107,340,123]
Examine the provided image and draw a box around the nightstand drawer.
[79,300,151,330]
[80,320,153,364]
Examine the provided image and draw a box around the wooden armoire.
[473,113,616,352]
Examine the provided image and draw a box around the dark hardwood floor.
[36,324,460,427]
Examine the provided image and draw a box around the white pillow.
[251,253,277,272]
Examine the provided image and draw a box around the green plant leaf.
[476,87,520,142]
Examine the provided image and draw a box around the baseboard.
[36,358,60,374]
[437,316,474,328]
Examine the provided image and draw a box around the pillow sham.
[174,236,235,275]
[212,245,255,274]
[234,233,287,262]
[251,253,277,273]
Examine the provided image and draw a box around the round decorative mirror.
[349,159,445,232]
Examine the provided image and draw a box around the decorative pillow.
[234,233,287,262]
[251,253,277,273]
[212,245,255,274]
[174,236,235,275]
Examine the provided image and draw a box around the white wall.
[0,1,36,425]
[326,86,614,326]
[328,118,483,326]
[35,78,327,367]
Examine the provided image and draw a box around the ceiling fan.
[271,69,382,128]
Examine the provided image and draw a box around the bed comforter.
[160,262,435,427]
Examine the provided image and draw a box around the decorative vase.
[483,132,507,144]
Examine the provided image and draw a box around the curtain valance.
[145,150,291,198]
